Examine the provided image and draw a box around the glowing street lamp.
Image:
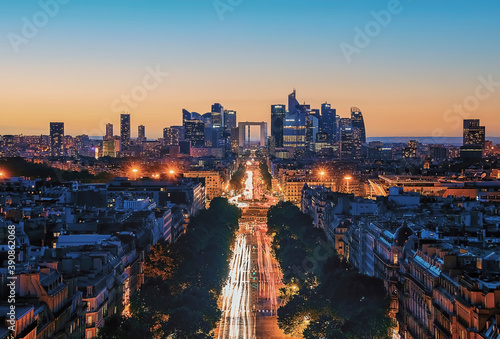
[169,169,175,175]
[132,168,138,180]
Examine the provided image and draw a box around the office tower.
[283,110,307,149]
[231,127,239,154]
[461,119,485,161]
[288,89,300,115]
[138,125,146,142]
[105,123,113,140]
[350,107,366,143]
[271,105,286,148]
[340,118,352,131]
[211,103,224,129]
[463,119,485,147]
[202,113,213,127]
[120,113,131,149]
[305,114,319,151]
[224,110,237,131]
[171,126,185,142]
[340,127,354,160]
[163,127,179,147]
[182,109,192,124]
[184,120,205,148]
[102,139,116,157]
[204,126,216,148]
[50,122,64,157]
[335,115,341,142]
[320,103,336,141]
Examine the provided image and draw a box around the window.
[87,315,92,325]
[393,253,398,265]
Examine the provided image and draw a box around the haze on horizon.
[1,0,499,139]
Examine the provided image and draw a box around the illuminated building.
[50,122,65,157]
[105,123,113,140]
[163,127,179,146]
[271,104,286,147]
[224,109,237,132]
[340,127,354,160]
[350,107,366,143]
[120,113,131,149]
[138,125,146,142]
[320,103,336,141]
[184,120,205,148]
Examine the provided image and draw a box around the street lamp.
[132,168,138,180]
[344,175,352,194]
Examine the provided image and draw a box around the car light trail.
[218,234,255,339]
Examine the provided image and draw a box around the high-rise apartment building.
[105,123,113,140]
[50,122,64,157]
[120,113,131,149]
[138,125,146,142]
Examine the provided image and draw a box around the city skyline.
[1,1,500,137]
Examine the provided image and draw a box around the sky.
[0,0,499,139]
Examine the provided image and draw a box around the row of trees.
[229,164,246,191]
[0,157,114,183]
[99,198,241,339]
[259,162,272,190]
[267,202,391,339]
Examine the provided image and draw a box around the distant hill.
[367,137,500,146]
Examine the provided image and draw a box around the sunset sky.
[1,0,499,139]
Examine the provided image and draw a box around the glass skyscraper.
[350,107,366,143]
[271,105,286,148]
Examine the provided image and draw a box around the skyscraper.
[271,105,286,148]
[350,107,366,143]
[305,114,319,151]
[284,90,307,149]
[50,122,64,157]
[320,103,336,141]
[224,110,237,132]
[463,119,485,147]
[340,118,352,131]
[138,125,146,142]
[120,113,131,149]
[184,120,205,148]
[288,89,300,115]
[211,103,224,129]
[283,111,307,149]
[163,127,179,146]
[340,127,354,160]
[105,123,113,140]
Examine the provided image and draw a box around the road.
[217,161,298,339]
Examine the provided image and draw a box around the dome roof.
[394,224,414,246]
